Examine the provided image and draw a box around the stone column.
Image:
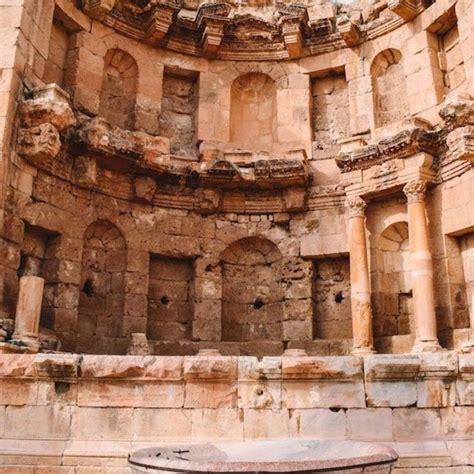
[12,276,45,351]
[346,196,375,354]
[403,180,442,353]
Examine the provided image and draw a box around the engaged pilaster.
[346,196,375,355]
[403,180,443,353]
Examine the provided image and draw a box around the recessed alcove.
[77,220,127,354]
[147,255,194,342]
[159,67,199,160]
[371,49,409,128]
[230,73,278,152]
[372,221,414,353]
[312,257,352,340]
[221,237,284,342]
[99,49,138,130]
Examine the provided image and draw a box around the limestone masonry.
[0,0,473,472]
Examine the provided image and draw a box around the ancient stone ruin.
[0,0,473,471]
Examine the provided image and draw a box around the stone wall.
[0,353,472,473]
[147,256,194,341]
[312,257,352,340]
[159,69,198,159]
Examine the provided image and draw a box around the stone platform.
[0,352,472,473]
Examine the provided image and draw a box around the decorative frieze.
[78,0,416,60]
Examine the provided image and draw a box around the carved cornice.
[345,195,367,218]
[337,127,439,172]
[403,179,427,204]
[78,0,424,60]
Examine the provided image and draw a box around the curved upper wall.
[78,0,423,61]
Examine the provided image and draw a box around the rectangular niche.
[159,67,199,160]
[147,255,194,341]
[436,10,465,95]
[311,69,350,150]
[312,257,352,340]
[43,16,71,88]
[18,224,59,330]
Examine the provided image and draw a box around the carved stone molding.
[446,126,474,162]
[387,0,422,20]
[337,127,439,172]
[403,179,427,204]
[18,123,61,164]
[336,15,362,46]
[345,196,367,218]
[77,0,414,60]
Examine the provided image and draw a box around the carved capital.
[345,196,367,218]
[403,179,427,203]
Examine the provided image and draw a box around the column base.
[351,346,376,356]
[11,333,40,352]
[411,338,444,353]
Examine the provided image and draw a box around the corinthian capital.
[403,179,427,204]
[345,195,367,218]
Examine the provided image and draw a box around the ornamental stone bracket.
[336,15,363,46]
[145,2,180,45]
[196,3,231,56]
[278,5,308,59]
[387,0,423,20]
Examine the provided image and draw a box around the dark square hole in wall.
[147,255,194,342]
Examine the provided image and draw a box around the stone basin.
[128,440,398,473]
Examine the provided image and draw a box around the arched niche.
[99,48,138,130]
[77,220,127,354]
[230,73,277,151]
[372,221,414,350]
[371,49,409,128]
[220,237,283,342]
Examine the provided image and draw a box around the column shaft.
[346,196,375,354]
[12,275,44,351]
[404,180,442,352]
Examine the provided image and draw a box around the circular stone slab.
[128,439,398,473]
